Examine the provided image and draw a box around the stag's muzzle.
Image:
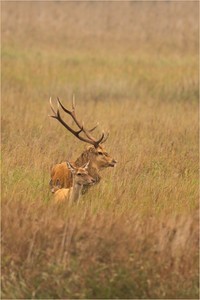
[109,159,117,167]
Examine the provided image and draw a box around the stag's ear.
[86,145,95,152]
[82,161,90,170]
[66,161,76,173]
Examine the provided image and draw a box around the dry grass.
[1,1,199,299]
[2,199,199,299]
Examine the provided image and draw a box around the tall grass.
[1,1,199,299]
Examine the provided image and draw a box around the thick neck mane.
[75,149,91,167]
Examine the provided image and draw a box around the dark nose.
[91,178,96,183]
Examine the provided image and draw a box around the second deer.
[51,161,95,204]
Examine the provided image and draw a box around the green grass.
[2,44,198,102]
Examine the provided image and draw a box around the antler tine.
[57,97,99,143]
[88,122,99,132]
[81,121,105,146]
[95,131,105,145]
[72,93,76,110]
[57,97,83,129]
[49,97,95,145]
[57,97,72,115]
[51,97,109,148]
[101,132,109,144]
[49,97,57,116]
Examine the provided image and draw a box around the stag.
[49,97,117,192]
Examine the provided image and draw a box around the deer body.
[50,145,116,191]
[50,162,73,190]
[53,184,83,204]
[54,188,70,204]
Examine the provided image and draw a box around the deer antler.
[101,132,109,144]
[49,97,106,148]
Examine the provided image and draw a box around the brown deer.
[52,161,95,204]
[49,97,117,192]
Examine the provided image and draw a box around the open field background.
[1,1,199,299]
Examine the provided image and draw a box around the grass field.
[1,1,199,299]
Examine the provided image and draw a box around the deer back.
[53,188,70,204]
[51,162,73,189]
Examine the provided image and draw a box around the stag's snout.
[109,159,117,167]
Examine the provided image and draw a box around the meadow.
[1,1,199,299]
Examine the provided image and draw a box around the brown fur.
[53,188,70,204]
[50,162,73,190]
[50,145,117,192]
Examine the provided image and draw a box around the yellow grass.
[1,1,199,299]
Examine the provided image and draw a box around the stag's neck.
[75,151,89,167]
[69,183,83,203]
[75,153,99,173]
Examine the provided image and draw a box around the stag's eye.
[98,152,103,155]
[77,173,82,176]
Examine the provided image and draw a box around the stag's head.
[49,96,117,170]
[85,145,117,170]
